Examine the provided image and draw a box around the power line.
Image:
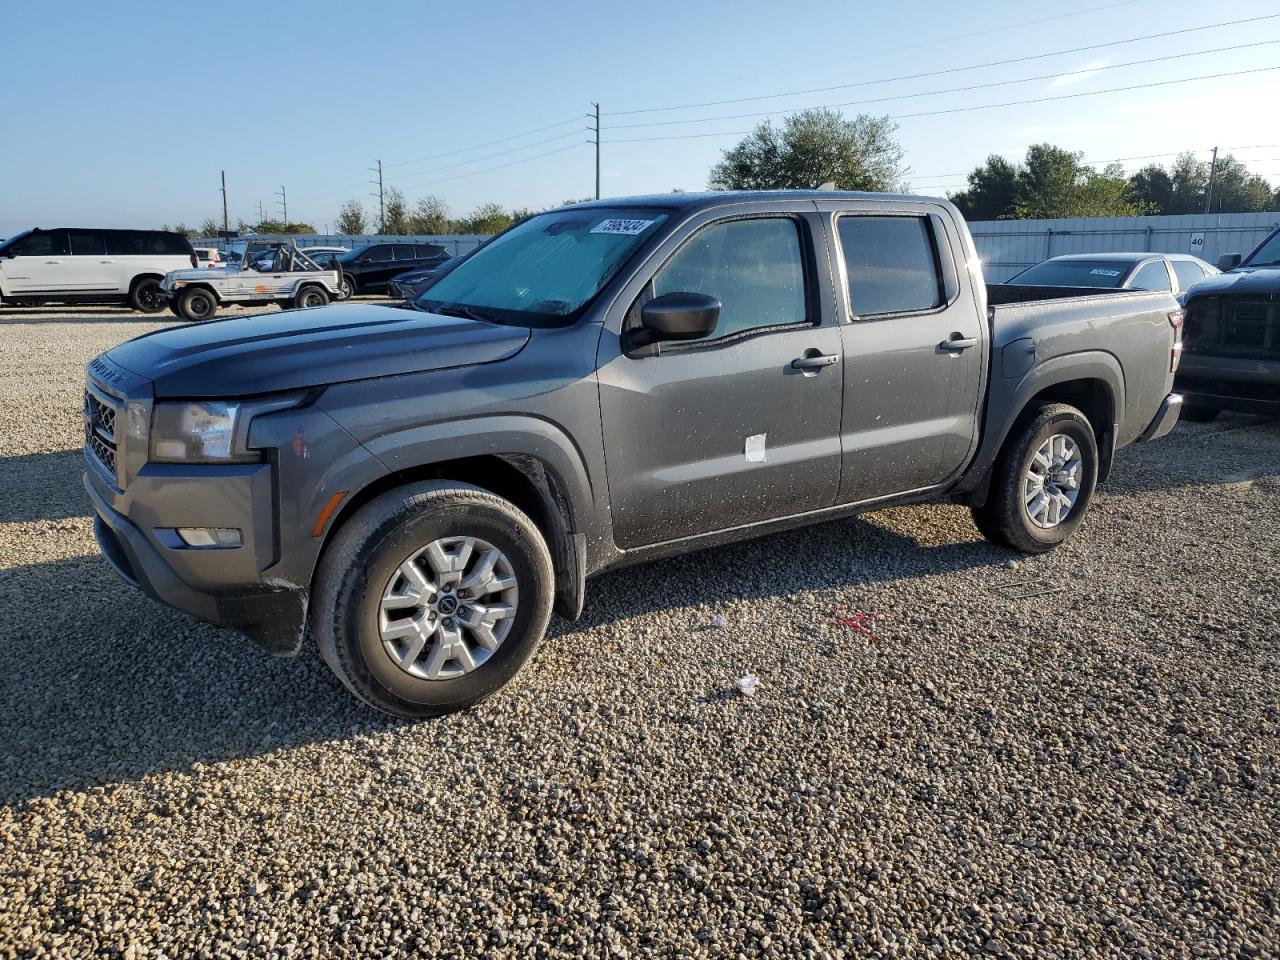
[604,41,1280,131]
[605,0,1147,106]
[389,142,588,192]
[386,129,587,184]
[610,14,1280,118]
[384,115,586,168]
[606,66,1280,143]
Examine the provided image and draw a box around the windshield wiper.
[430,302,495,324]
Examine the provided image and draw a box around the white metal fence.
[195,214,1280,284]
[970,212,1279,282]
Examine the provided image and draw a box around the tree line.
[707,108,1279,218]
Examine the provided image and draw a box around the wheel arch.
[315,448,589,621]
[179,282,223,303]
[959,351,1125,506]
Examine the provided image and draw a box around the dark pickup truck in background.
[1176,226,1280,420]
[83,191,1182,717]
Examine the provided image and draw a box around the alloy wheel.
[1023,433,1082,529]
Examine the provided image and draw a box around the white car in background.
[193,246,225,268]
[0,227,197,313]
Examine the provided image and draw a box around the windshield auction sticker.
[1088,268,1123,277]
[591,219,655,236]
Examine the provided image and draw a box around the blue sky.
[1,0,1278,236]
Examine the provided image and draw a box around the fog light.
[177,527,242,548]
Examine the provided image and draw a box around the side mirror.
[636,292,720,346]
[1217,252,1242,271]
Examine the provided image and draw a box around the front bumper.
[84,469,308,654]
[1138,392,1182,442]
[1175,354,1280,414]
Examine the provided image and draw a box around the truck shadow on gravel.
[0,451,90,523]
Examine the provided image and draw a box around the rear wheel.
[176,286,218,322]
[972,403,1098,554]
[294,285,329,310]
[128,277,164,313]
[312,481,555,718]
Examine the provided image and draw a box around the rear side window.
[69,231,105,256]
[106,231,190,256]
[653,217,808,340]
[1171,260,1207,291]
[837,216,942,316]
[1129,260,1172,292]
[394,245,421,260]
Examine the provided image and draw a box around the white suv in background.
[0,228,196,313]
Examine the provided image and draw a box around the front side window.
[420,206,670,327]
[6,230,68,257]
[1129,260,1172,292]
[1243,229,1280,268]
[651,217,808,340]
[838,216,942,316]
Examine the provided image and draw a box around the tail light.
[1168,309,1184,372]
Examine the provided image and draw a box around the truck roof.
[567,190,948,212]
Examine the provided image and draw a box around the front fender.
[359,414,596,529]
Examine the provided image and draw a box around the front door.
[598,212,843,549]
[1,230,70,294]
[821,207,985,503]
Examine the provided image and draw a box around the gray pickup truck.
[83,191,1183,717]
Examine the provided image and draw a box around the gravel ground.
[1,304,1277,959]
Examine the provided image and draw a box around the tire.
[312,481,555,719]
[971,402,1099,555]
[293,285,329,310]
[337,275,356,300]
[176,286,218,322]
[1179,406,1220,423]
[128,276,164,313]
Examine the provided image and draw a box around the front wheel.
[176,286,218,322]
[312,481,555,718]
[971,402,1099,554]
[336,274,356,301]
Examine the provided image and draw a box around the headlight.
[150,401,244,462]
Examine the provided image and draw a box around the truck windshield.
[416,207,670,326]
[1008,260,1133,288]
[1243,230,1280,267]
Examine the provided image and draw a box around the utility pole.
[257,200,265,226]
[370,159,385,233]
[276,186,288,228]
[219,171,229,235]
[1203,146,1219,214]
[591,103,601,200]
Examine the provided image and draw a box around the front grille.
[1184,297,1280,360]
[84,385,121,481]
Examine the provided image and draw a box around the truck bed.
[985,283,1156,306]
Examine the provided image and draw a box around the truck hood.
[1185,267,1280,300]
[105,303,531,398]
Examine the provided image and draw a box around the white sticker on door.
[745,433,767,463]
[590,218,655,236]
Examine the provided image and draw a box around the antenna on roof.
[817,182,836,191]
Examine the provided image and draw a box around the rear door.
[818,202,985,504]
[2,230,70,294]
[64,230,118,292]
[597,204,844,548]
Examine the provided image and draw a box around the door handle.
[791,353,840,370]
[99,259,117,264]
[940,334,978,351]
[44,260,63,264]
